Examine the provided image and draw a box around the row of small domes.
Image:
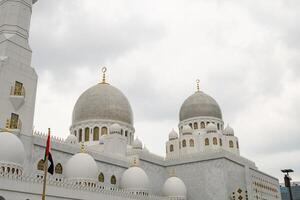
[65,152,187,197]
[169,124,235,140]
[0,131,186,198]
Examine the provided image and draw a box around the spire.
[101,67,107,84]
[131,156,139,167]
[80,142,86,153]
[196,79,200,92]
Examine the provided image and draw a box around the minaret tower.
[0,0,38,136]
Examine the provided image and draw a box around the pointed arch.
[193,122,198,129]
[55,163,63,174]
[170,144,174,152]
[111,175,116,185]
[85,127,90,141]
[200,122,205,129]
[37,159,44,171]
[213,137,218,145]
[182,139,186,147]
[98,172,104,182]
[205,138,209,146]
[93,127,99,141]
[189,139,194,147]
[229,140,234,148]
[79,129,83,142]
[101,127,108,135]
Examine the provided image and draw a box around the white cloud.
[31,0,300,181]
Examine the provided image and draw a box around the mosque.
[0,0,282,200]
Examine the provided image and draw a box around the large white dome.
[162,176,187,198]
[65,153,98,180]
[72,83,133,125]
[0,132,25,166]
[180,91,222,121]
[120,166,150,191]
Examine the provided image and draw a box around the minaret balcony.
[9,86,25,110]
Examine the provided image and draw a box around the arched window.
[101,127,108,135]
[79,129,82,142]
[182,140,186,147]
[236,141,239,149]
[170,144,174,152]
[93,127,99,141]
[111,175,116,185]
[205,138,209,146]
[189,123,193,128]
[213,137,218,145]
[84,128,90,141]
[98,173,104,182]
[200,122,205,129]
[189,139,194,147]
[229,140,234,148]
[217,123,220,130]
[125,130,128,137]
[121,129,123,135]
[37,159,44,171]
[74,130,77,137]
[219,138,223,146]
[194,122,198,129]
[55,163,63,174]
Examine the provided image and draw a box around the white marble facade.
[0,0,282,200]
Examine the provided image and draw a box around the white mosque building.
[0,0,282,200]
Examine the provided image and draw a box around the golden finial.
[101,67,107,83]
[5,119,10,129]
[0,120,11,133]
[80,142,86,153]
[196,79,200,92]
[131,156,139,167]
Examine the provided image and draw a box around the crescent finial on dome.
[196,79,200,92]
[131,156,139,167]
[101,66,107,84]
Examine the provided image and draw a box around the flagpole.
[42,153,48,200]
[42,128,50,200]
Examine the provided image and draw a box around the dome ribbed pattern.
[180,91,222,121]
[72,83,133,125]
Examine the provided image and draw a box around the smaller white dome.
[169,129,178,140]
[132,138,143,149]
[206,123,217,133]
[224,124,234,136]
[65,153,98,180]
[0,132,25,166]
[66,134,78,144]
[121,166,150,192]
[162,176,187,198]
[110,123,121,134]
[182,125,192,135]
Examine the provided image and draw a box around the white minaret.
[0,0,38,136]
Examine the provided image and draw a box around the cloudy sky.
[29,0,300,181]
